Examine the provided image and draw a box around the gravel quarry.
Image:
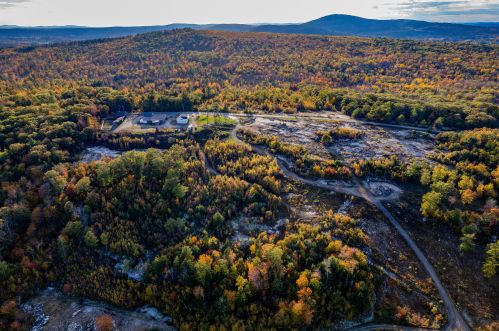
[244,114,435,162]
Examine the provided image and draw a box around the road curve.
[352,177,469,331]
[227,124,469,331]
[198,148,220,176]
[278,160,469,331]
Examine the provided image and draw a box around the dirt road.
[284,161,468,331]
[227,124,469,331]
[352,176,470,331]
[198,148,220,176]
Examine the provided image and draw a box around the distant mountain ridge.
[464,22,499,27]
[0,24,200,47]
[1,14,497,47]
[252,15,499,40]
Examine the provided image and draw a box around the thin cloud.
[0,0,30,9]
[435,6,499,16]
[395,1,465,10]
[385,0,499,21]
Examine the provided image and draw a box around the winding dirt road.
[226,122,469,331]
[351,177,469,331]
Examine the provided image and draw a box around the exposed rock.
[22,288,176,331]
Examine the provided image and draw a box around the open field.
[195,114,237,128]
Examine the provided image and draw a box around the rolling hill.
[253,15,499,40]
[1,14,497,47]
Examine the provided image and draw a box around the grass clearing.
[196,114,237,127]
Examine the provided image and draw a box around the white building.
[139,118,161,125]
[176,114,189,125]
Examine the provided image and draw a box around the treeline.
[425,129,498,275]
[96,129,188,150]
[203,86,498,129]
[142,93,194,113]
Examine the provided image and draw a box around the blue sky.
[0,0,497,26]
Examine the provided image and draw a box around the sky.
[0,0,498,26]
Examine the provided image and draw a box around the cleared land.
[113,112,191,132]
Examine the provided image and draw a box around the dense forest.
[0,29,498,330]
[0,29,497,129]
[0,138,373,329]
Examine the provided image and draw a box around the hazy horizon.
[0,0,498,27]
[2,15,499,28]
